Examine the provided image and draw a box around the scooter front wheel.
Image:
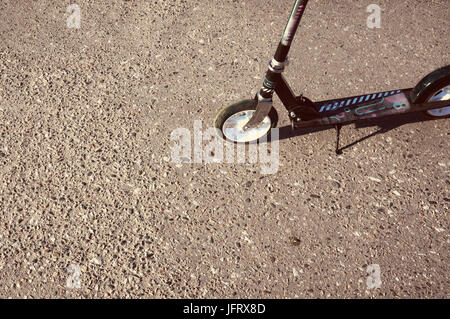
[214,99,278,143]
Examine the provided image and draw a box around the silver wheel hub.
[222,110,272,143]
[427,85,450,117]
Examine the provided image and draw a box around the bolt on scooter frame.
[245,0,449,131]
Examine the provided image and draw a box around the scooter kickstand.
[335,124,343,155]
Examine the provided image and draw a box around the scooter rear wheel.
[411,65,450,118]
[214,99,278,143]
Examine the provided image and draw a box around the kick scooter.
[214,0,450,152]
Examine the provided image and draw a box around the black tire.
[411,65,450,118]
[214,99,278,143]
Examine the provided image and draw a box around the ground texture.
[0,0,449,298]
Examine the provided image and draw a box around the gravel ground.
[0,0,449,298]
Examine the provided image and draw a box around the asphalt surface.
[0,0,449,298]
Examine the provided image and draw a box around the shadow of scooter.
[276,112,446,154]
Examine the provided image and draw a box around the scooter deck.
[292,88,413,129]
